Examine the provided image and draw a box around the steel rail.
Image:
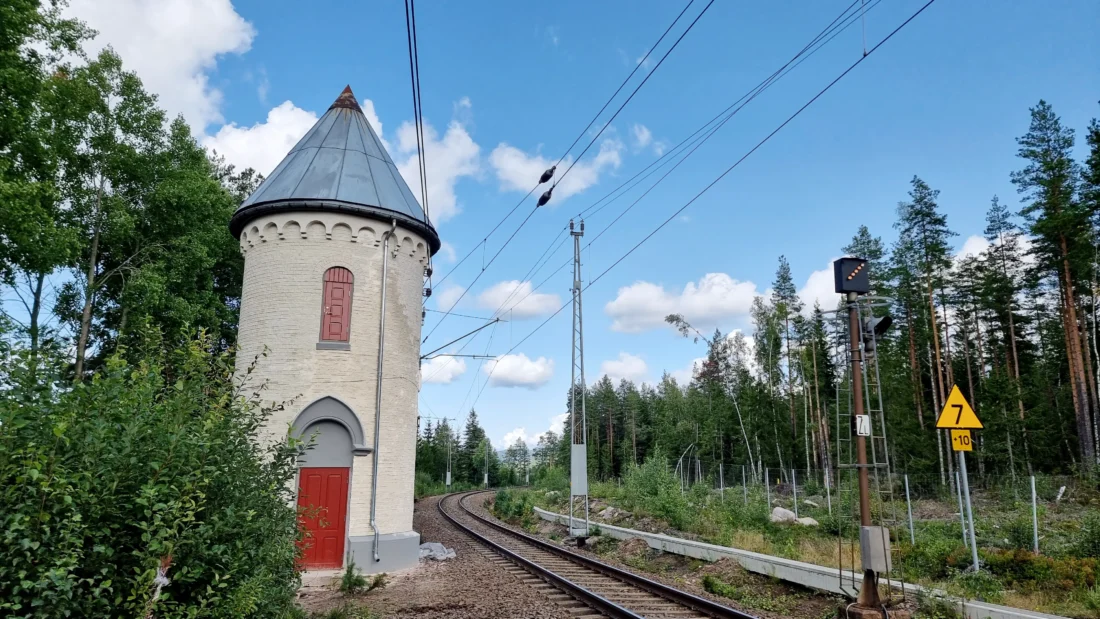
[438,493,643,619]
[439,490,758,619]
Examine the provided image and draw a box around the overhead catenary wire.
[404,0,432,292]
[472,0,939,396]
[423,0,711,340]
[497,0,882,320]
[550,0,715,194]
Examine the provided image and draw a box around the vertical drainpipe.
[370,218,398,564]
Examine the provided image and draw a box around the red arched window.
[320,267,353,342]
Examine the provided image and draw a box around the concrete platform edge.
[532,507,1066,619]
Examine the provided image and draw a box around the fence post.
[955,471,968,549]
[765,468,771,510]
[792,469,799,518]
[904,474,915,545]
[1030,475,1039,554]
[742,465,748,506]
[824,468,832,515]
[719,463,725,500]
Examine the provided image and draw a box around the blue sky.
[45,0,1100,449]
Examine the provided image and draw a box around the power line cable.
[404,0,433,293]
[424,1,711,339]
[549,0,715,195]
[476,0,938,390]
[499,0,881,318]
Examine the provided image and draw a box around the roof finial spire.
[329,85,362,112]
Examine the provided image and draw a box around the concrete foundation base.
[348,530,420,573]
[838,604,912,619]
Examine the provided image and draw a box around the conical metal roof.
[229,86,440,254]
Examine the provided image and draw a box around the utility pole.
[834,257,905,618]
[847,289,877,606]
[569,219,589,538]
[484,441,489,488]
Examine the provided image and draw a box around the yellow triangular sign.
[936,385,983,429]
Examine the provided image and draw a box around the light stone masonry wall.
[236,211,427,537]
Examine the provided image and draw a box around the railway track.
[438,490,758,619]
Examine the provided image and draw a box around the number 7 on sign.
[953,404,963,426]
[855,414,871,437]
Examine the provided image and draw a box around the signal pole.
[834,257,906,618]
[569,220,589,538]
[847,290,877,607]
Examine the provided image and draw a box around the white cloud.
[797,259,841,312]
[599,352,648,384]
[605,273,760,333]
[501,427,536,449]
[360,99,391,153]
[484,354,554,389]
[653,141,668,156]
[497,411,569,449]
[203,101,318,175]
[636,50,653,71]
[489,138,623,203]
[421,354,467,385]
[394,114,481,224]
[439,241,457,263]
[956,235,990,260]
[477,280,561,319]
[631,124,652,150]
[65,0,255,133]
[435,284,465,311]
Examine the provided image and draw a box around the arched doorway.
[294,399,361,570]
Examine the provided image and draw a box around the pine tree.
[771,256,802,447]
[1012,100,1096,469]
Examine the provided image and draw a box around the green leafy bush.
[493,489,536,528]
[981,548,1096,592]
[1077,515,1100,559]
[339,557,367,594]
[897,537,969,581]
[950,569,1004,603]
[0,337,306,618]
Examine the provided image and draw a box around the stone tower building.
[229,86,438,572]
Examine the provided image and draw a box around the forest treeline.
[418,99,1100,487]
[1,4,260,374]
[1,5,309,617]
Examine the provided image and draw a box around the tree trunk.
[1078,298,1100,463]
[74,179,105,383]
[785,315,796,441]
[906,303,925,429]
[928,343,946,486]
[927,279,947,404]
[939,286,956,388]
[74,227,101,382]
[1059,236,1096,468]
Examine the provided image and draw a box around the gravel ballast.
[297,494,572,618]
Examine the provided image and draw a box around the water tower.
[230,86,439,572]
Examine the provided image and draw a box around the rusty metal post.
[847,291,879,607]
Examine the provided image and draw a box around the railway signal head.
[861,315,892,362]
[833,256,870,295]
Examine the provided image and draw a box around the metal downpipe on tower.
[370,218,399,563]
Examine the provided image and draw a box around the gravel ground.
[465,491,846,619]
[297,494,571,618]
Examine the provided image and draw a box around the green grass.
[520,459,1100,616]
[702,574,797,613]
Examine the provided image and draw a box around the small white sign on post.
[855,414,871,437]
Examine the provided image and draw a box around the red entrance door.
[297,467,349,569]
